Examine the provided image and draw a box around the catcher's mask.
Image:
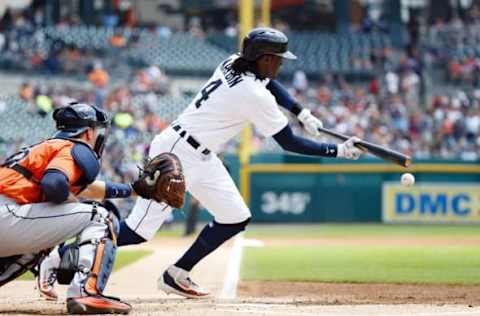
[53,102,110,158]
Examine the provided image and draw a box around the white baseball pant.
[125,126,251,240]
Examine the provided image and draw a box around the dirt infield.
[1,285,479,316]
[1,236,479,315]
[239,281,480,305]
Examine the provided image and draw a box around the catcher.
[0,102,185,314]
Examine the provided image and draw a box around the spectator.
[368,77,380,96]
[110,30,126,48]
[88,62,109,107]
[292,70,308,96]
[0,32,5,52]
[385,71,399,95]
[143,107,167,134]
[19,82,33,102]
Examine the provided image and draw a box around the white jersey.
[175,54,288,153]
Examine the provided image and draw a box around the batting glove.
[297,109,323,137]
[337,136,364,160]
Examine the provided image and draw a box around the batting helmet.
[241,27,297,61]
[53,102,110,139]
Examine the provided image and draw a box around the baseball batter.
[0,103,134,314]
[39,27,363,299]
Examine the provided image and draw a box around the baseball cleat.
[157,265,210,299]
[66,296,131,315]
[36,257,58,301]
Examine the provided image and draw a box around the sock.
[117,221,147,246]
[175,218,250,271]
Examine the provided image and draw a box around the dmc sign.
[395,193,471,216]
[383,183,480,223]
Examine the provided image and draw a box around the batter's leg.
[121,197,173,245]
[158,155,251,298]
[119,130,180,245]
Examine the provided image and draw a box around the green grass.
[18,249,152,281]
[113,249,152,270]
[242,224,480,285]
[155,225,185,237]
[245,224,480,238]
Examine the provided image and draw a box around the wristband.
[105,181,133,199]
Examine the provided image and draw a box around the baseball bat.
[317,127,412,167]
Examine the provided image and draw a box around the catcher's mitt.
[132,152,186,208]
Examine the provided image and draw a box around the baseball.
[401,173,415,187]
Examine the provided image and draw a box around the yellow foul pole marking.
[238,0,254,200]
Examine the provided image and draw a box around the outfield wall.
[221,154,480,223]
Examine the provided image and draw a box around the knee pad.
[102,200,121,221]
[107,209,120,243]
[56,237,116,295]
[57,243,79,285]
[83,200,120,240]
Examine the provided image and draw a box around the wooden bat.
[317,127,412,168]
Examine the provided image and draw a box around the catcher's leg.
[158,154,252,298]
[37,202,134,303]
[65,205,131,315]
[37,246,61,300]
[0,253,42,287]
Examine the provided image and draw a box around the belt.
[172,125,211,155]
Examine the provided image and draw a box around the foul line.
[220,232,244,299]
[216,309,480,316]
[381,311,480,316]
[215,309,318,316]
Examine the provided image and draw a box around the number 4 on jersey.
[195,79,222,108]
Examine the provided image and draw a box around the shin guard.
[84,238,116,295]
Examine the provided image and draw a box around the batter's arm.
[266,80,302,115]
[273,124,338,157]
[266,80,323,137]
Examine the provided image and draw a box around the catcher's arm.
[78,180,138,201]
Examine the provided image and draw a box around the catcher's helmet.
[53,102,110,138]
[241,27,297,61]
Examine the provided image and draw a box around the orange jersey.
[0,139,85,204]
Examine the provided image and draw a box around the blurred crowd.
[283,70,479,161]
[6,62,173,186]
[1,45,479,169]
[425,10,480,87]
[0,1,479,170]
